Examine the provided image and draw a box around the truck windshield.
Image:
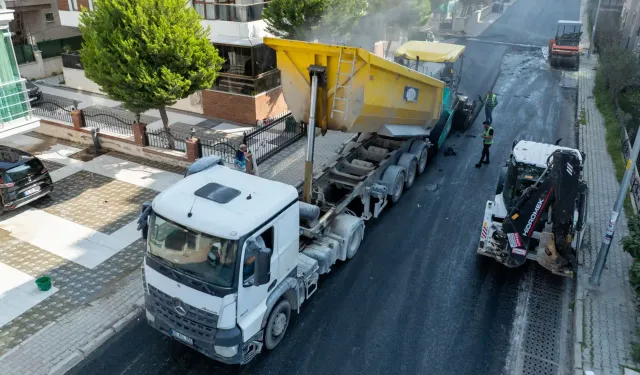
[147,213,238,288]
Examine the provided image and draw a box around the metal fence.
[146,128,189,152]
[31,96,76,123]
[199,137,238,164]
[243,112,303,165]
[83,107,135,137]
[616,107,640,211]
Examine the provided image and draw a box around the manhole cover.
[425,184,438,191]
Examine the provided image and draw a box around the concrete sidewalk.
[0,133,184,375]
[574,1,640,373]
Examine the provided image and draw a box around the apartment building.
[6,0,81,79]
[0,2,41,138]
[621,0,640,54]
[57,0,288,125]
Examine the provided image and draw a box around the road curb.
[573,268,585,373]
[47,306,143,375]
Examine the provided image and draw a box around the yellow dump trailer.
[264,38,447,134]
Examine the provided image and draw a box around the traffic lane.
[455,40,507,102]
[481,0,581,46]
[68,50,574,375]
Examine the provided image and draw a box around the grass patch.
[592,69,635,217]
[580,107,587,125]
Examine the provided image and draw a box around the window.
[210,43,280,96]
[45,13,55,23]
[192,0,268,22]
[243,227,274,281]
[71,0,78,11]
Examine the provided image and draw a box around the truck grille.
[148,285,219,340]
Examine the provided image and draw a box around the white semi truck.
[137,39,476,365]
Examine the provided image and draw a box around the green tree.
[79,0,222,148]
[262,0,327,40]
[319,0,368,41]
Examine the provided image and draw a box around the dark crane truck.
[478,140,588,276]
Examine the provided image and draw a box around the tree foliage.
[79,0,223,127]
[369,0,432,29]
[262,0,327,40]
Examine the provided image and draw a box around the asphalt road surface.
[69,1,580,374]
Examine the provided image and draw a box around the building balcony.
[212,69,280,96]
[0,79,40,139]
[192,1,269,22]
[59,0,271,39]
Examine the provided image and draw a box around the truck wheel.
[397,153,418,190]
[382,166,406,204]
[346,223,364,259]
[409,141,428,175]
[264,299,291,350]
[329,214,365,259]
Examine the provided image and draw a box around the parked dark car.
[25,80,42,102]
[0,146,53,214]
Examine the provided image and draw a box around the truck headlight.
[214,345,238,358]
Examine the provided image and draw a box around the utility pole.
[587,0,603,58]
[589,127,640,286]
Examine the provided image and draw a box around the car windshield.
[147,213,238,287]
[3,158,44,183]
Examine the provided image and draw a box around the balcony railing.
[212,69,280,96]
[0,79,33,124]
[193,1,269,22]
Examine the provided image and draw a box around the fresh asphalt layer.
[68,1,581,374]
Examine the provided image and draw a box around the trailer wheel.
[264,299,291,350]
[397,153,418,190]
[382,166,406,204]
[346,223,364,259]
[409,141,429,175]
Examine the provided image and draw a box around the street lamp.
[588,0,603,58]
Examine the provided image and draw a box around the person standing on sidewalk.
[478,90,498,123]
[476,121,494,169]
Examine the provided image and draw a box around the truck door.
[237,225,279,341]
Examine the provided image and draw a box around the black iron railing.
[31,95,76,123]
[146,128,189,152]
[83,107,134,136]
[199,138,238,164]
[242,112,303,165]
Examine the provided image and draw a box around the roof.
[395,41,465,63]
[558,20,582,26]
[0,146,35,172]
[151,165,299,239]
[512,140,582,168]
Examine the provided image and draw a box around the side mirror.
[555,138,562,145]
[253,246,272,287]
[138,202,152,240]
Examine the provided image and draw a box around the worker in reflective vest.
[475,121,494,169]
[478,90,498,124]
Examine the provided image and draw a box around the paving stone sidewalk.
[574,47,640,375]
[0,134,184,375]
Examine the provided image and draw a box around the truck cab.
[141,164,301,364]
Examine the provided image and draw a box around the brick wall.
[77,0,90,10]
[202,90,257,125]
[202,87,289,125]
[58,0,69,11]
[256,87,288,120]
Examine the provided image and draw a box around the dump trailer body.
[264,38,446,135]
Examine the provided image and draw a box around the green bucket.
[35,276,52,292]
